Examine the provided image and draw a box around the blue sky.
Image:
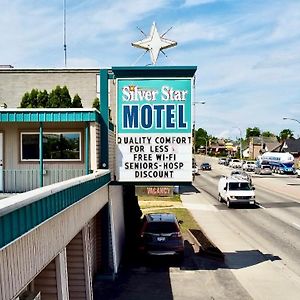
[1,0,300,139]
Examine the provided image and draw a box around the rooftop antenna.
[63,0,67,67]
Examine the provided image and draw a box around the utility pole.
[233,127,243,159]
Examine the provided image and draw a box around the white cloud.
[267,3,300,42]
[1,0,300,138]
[172,21,227,43]
[183,0,217,7]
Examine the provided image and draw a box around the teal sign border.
[117,78,192,134]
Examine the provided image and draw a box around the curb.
[187,228,224,261]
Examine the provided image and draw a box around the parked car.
[192,158,199,175]
[242,161,256,172]
[254,164,272,175]
[231,170,253,185]
[224,157,232,166]
[200,162,212,170]
[229,159,242,168]
[218,158,226,165]
[218,176,256,208]
[139,213,184,258]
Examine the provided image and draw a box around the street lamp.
[193,101,206,154]
[233,127,243,159]
[283,117,300,124]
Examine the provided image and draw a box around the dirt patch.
[139,200,183,209]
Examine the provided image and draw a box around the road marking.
[257,203,265,209]
[292,223,300,230]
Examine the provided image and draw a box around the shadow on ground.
[93,235,280,299]
[179,184,201,194]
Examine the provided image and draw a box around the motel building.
[0,66,196,300]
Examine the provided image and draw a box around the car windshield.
[229,182,251,190]
[231,171,240,175]
[145,222,178,233]
[262,166,270,169]
[202,163,209,166]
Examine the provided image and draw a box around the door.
[0,133,3,192]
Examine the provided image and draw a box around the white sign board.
[116,78,192,182]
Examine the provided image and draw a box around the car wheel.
[177,251,184,262]
[218,193,223,203]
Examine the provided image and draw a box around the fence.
[2,169,85,193]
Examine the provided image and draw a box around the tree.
[261,131,275,137]
[60,86,72,107]
[37,90,48,108]
[72,94,83,108]
[20,86,82,109]
[279,129,294,141]
[246,127,260,139]
[48,86,62,108]
[92,97,99,109]
[48,85,72,108]
[195,128,209,152]
[19,89,40,108]
[20,92,31,108]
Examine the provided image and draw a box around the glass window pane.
[43,133,80,160]
[21,132,81,161]
[22,134,39,159]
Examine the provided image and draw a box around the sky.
[1,0,300,139]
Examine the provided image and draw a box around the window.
[229,182,251,191]
[21,132,81,161]
[145,222,179,234]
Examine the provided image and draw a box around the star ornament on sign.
[132,22,177,65]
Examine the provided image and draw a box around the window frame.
[20,131,82,162]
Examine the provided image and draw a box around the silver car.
[255,164,272,175]
[231,170,253,185]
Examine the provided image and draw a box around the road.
[94,156,300,300]
[184,155,300,299]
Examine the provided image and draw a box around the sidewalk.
[180,190,300,300]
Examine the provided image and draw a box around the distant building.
[248,136,280,159]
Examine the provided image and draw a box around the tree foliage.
[194,127,209,152]
[48,86,72,108]
[19,86,83,108]
[72,94,83,108]
[246,127,261,139]
[261,131,275,137]
[92,97,99,109]
[37,90,49,108]
[279,129,294,141]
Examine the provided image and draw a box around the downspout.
[39,122,43,187]
[85,122,90,175]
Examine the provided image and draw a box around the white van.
[218,176,256,208]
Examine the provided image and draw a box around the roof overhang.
[111,66,197,78]
[0,108,101,123]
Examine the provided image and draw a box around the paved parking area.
[93,234,251,300]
